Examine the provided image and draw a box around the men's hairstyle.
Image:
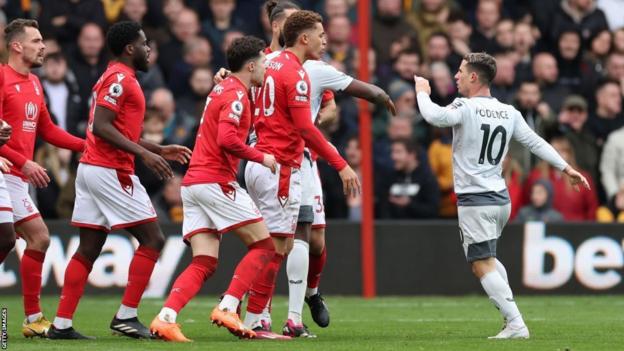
[463,52,497,85]
[4,19,39,49]
[428,31,451,45]
[266,0,300,23]
[283,10,322,47]
[43,52,66,63]
[106,21,142,56]
[596,78,620,93]
[392,138,419,156]
[227,36,266,72]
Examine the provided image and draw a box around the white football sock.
[495,259,509,284]
[218,294,240,312]
[116,304,138,320]
[480,271,525,328]
[287,239,309,325]
[53,317,72,329]
[306,287,318,297]
[26,312,43,323]
[243,311,261,328]
[158,307,177,323]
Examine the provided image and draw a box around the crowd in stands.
[2,0,624,223]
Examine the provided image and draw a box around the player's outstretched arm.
[37,106,85,152]
[93,106,173,180]
[414,76,463,127]
[344,79,396,116]
[139,139,192,165]
[563,165,591,192]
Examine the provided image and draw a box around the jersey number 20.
[478,123,506,165]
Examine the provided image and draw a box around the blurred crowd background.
[1,0,624,224]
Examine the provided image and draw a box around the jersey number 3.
[478,123,506,165]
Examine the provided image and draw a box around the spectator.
[613,28,624,54]
[384,49,421,89]
[41,53,83,136]
[446,13,472,57]
[604,52,624,93]
[137,39,167,98]
[136,108,168,194]
[142,107,166,144]
[509,81,557,173]
[34,146,74,219]
[494,18,515,53]
[149,88,197,147]
[503,154,523,220]
[425,31,462,70]
[388,80,416,116]
[511,21,536,84]
[152,173,184,223]
[119,0,167,43]
[549,0,609,49]
[321,135,363,221]
[377,139,440,219]
[532,52,571,112]
[159,8,201,81]
[201,0,245,68]
[556,29,584,90]
[490,53,517,103]
[326,15,353,67]
[178,66,214,119]
[523,136,598,221]
[558,95,599,182]
[429,61,456,106]
[68,23,107,120]
[169,36,213,96]
[373,115,413,173]
[469,0,501,53]
[600,124,624,221]
[324,0,350,19]
[372,0,414,65]
[43,38,62,56]
[428,128,456,218]
[407,0,454,56]
[588,79,624,146]
[515,180,565,222]
[38,0,107,45]
[584,29,612,79]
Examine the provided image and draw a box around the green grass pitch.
[2,295,623,351]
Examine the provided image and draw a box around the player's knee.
[145,232,165,252]
[31,231,50,251]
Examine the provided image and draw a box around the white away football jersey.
[417,93,568,195]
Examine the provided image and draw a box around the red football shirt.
[254,51,312,168]
[81,62,146,174]
[183,76,263,185]
[0,64,85,179]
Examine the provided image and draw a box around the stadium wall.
[1,221,623,296]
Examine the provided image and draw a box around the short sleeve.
[218,90,246,126]
[285,70,311,108]
[95,73,128,113]
[310,61,353,92]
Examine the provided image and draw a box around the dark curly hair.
[227,36,267,72]
[106,21,142,56]
[282,10,322,48]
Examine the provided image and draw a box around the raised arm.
[414,76,463,127]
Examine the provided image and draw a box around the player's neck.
[114,57,136,72]
[230,72,250,90]
[7,56,31,76]
[467,85,491,98]
[284,46,306,65]
[269,37,282,53]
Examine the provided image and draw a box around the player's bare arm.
[0,121,11,146]
[93,105,173,179]
[139,139,192,165]
[563,165,591,191]
[344,79,397,116]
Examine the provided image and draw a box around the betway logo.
[0,234,186,297]
[523,222,624,290]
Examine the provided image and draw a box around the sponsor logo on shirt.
[22,102,38,132]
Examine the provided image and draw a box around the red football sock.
[307,247,327,289]
[21,249,46,316]
[225,238,275,300]
[56,253,93,319]
[164,255,217,312]
[121,246,160,308]
[247,252,284,314]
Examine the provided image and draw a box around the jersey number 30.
[478,123,506,165]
